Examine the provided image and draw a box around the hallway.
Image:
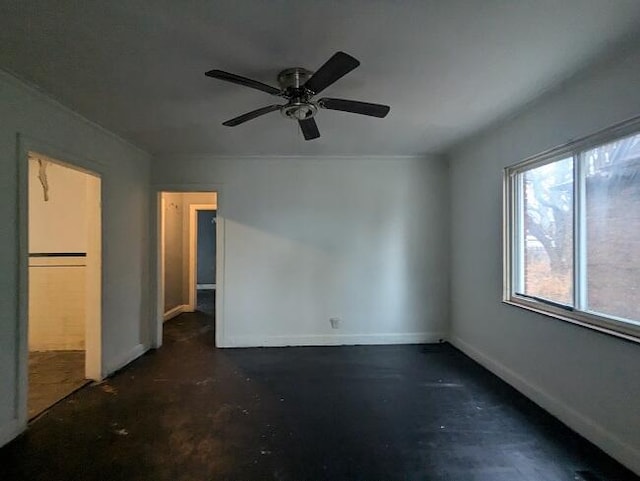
[0,311,636,481]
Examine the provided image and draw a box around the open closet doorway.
[159,192,218,339]
[26,153,101,419]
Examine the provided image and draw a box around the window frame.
[503,116,640,344]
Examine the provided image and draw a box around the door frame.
[151,184,224,349]
[188,204,217,311]
[16,134,104,430]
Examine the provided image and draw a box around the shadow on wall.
[154,157,450,340]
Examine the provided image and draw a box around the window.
[504,119,640,342]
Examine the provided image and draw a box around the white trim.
[16,138,30,431]
[188,204,216,312]
[215,213,225,349]
[151,190,164,348]
[503,298,640,343]
[14,136,105,446]
[22,149,104,381]
[574,152,587,311]
[0,419,22,448]
[155,154,429,162]
[450,336,640,476]
[104,343,147,376]
[197,284,216,290]
[220,332,446,348]
[163,304,189,322]
[28,256,87,267]
[154,194,166,348]
[84,172,102,381]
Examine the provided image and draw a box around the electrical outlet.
[329,318,341,329]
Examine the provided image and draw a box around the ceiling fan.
[205,52,390,141]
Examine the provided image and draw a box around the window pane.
[520,157,574,305]
[584,133,640,321]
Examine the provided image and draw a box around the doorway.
[26,152,102,419]
[158,192,219,344]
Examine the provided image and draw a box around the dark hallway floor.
[1,311,637,481]
[196,288,215,317]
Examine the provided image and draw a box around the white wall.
[0,70,151,446]
[154,156,450,347]
[28,257,86,351]
[29,157,88,253]
[448,41,640,473]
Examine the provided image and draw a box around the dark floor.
[197,288,215,317]
[28,350,86,419]
[1,311,637,481]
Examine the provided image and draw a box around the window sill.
[503,296,640,345]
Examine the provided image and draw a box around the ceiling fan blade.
[299,118,320,140]
[205,69,281,96]
[304,52,360,95]
[222,104,282,127]
[319,98,390,118]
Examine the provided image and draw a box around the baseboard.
[29,343,85,351]
[221,332,446,348]
[450,335,640,476]
[0,419,22,448]
[163,304,188,322]
[197,284,215,290]
[104,343,147,377]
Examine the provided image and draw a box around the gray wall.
[448,41,640,473]
[197,210,216,285]
[0,70,151,446]
[154,156,450,347]
[163,193,185,312]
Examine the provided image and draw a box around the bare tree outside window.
[522,157,574,305]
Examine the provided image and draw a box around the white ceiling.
[2,0,640,156]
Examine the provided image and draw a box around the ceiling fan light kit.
[205,52,390,140]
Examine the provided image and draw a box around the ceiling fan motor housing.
[277,68,318,120]
[280,101,318,120]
